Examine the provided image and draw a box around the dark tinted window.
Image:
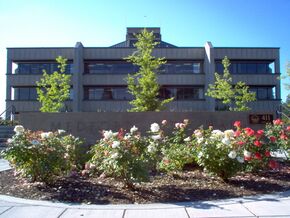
[15,63,72,74]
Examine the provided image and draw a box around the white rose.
[212,130,224,138]
[7,138,13,144]
[58,129,66,134]
[222,137,231,145]
[184,137,191,142]
[224,130,234,138]
[150,123,160,133]
[47,132,54,138]
[244,150,252,158]
[111,152,118,159]
[236,156,245,163]
[14,125,24,134]
[197,137,204,144]
[112,141,120,149]
[130,125,138,134]
[124,134,131,140]
[228,150,237,159]
[41,132,48,139]
[151,134,161,141]
[147,144,156,153]
[194,130,203,138]
[103,130,113,140]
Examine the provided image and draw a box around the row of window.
[84,86,204,100]
[14,63,73,75]
[12,87,73,100]
[11,86,277,101]
[215,61,275,74]
[13,61,276,75]
[84,61,202,74]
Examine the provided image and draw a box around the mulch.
[0,162,289,204]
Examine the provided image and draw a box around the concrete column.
[204,41,215,111]
[274,52,281,100]
[73,42,84,112]
[5,54,13,119]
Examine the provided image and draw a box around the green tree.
[36,56,71,112]
[206,56,256,111]
[125,29,173,112]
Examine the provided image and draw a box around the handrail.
[0,105,16,120]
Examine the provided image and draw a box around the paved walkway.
[0,159,290,217]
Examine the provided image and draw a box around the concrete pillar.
[73,42,84,112]
[274,51,281,100]
[204,41,215,111]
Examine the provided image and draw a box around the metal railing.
[0,105,16,125]
[276,103,290,122]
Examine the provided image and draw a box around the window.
[249,86,276,100]
[159,86,204,100]
[12,87,38,100]
[84,86,133,100]
[215,60,275,74]
[84,60,202,74]
[14,62,73,74]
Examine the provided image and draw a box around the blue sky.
[0,0,289,113]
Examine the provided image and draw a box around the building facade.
[6,27,281,114]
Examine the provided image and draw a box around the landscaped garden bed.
[0,119,289,204]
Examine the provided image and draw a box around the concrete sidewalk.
[1,159,290,217]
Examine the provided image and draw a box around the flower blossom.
[41,132,53,139]
[194,130,203,138]
[273,119,283,125]
[254,140,262,147]
[150,123,160,133]
[184,137,191,142]
[103,130,114,140]
[14,125,25,134]
[222,137,231,145]
[269,136,276,142]
[151,134,161,141]
[224,130,234,139]
[244,127,255,136]
[244,150,251,158]
[58,129,66,135]
[236,156,245,163]
[233,121,241,128]
[130,125,138,134]
[228,150,237,159]
[111,152,119,159]
[161,120,167,125]
[254,152,262,160]
[112,141,120,148]
[7,138,13,144]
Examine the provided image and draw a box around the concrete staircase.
[0,126,14,152]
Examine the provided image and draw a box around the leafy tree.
[206,56,256,111]
[36,56,71,112]
[125,29,173,112]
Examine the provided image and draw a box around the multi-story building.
[6,27,281,114]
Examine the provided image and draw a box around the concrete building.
[5,27,281,114]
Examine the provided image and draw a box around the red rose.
[234,121,241,128]
[234,131,241,137]
[254,140,262,147]
[273,119,283,125]
[256,130,264,138]
[280,134,288,140]
[244,127,255,136]
[244,156,252,161]
[269,136,276,142]
[254,152,262,160]
[287,126,290,132]
[265,151,271,157]
[268,160,279,169]
[237,141,245,146]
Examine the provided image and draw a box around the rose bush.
[1,126,83,183]
[89,128,150,187]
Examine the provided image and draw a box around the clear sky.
[0,0,289,114]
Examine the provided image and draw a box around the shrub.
[90,127,150,188]
[194,127,243,181]
[1,126,83,183]
[232,120,289,172]
[158,120,196,172]
[264,119,289,160]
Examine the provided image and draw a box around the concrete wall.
[18,111,274,145]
